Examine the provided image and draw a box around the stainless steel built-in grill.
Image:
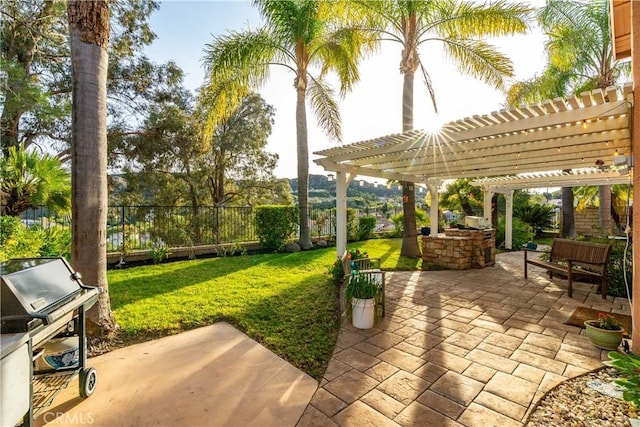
[1,257,100,426]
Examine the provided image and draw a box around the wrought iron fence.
[17,205,347,251]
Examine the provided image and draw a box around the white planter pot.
[352,297,375,329]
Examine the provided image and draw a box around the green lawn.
[107,238,416,380]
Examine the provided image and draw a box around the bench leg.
[600,279,607,300]
[524,251,528,278]
[567,262,573,298]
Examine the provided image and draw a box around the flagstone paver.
[297,252,630,426]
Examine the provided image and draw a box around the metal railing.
[17,205,372,251]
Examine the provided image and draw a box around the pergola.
[314,83,634,256]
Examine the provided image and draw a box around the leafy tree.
[67,0,116,334]
[350,0,531,257]
[507,0,630,238]
[0,144,70,216]
[115,88,280,207]
[205,93,278,207]
[1,0,162,159]
[200,0,373,250]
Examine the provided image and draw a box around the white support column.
[335,172,355,257]
[483,188,494,224]
[505,190,514,250]
[426,179,441,236]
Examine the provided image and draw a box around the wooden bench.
[341,252,385,318]
[524,239,612,299]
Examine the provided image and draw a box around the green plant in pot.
[345,271,381,329]
[584,312,624,350]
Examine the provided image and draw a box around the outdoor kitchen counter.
[422,228,496,270]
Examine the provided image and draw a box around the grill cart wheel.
[80,367,97,398]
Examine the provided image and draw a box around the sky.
[144,0,548,180]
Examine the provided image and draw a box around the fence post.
[121,206,126,248]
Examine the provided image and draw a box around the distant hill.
[289,175,403,198]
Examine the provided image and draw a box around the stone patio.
[297,251,631,427]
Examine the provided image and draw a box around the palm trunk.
[599,185,611,234]
[296,87,312,249]
[400,71,420,257]
[68,0,116,335]
[561,187,575,238]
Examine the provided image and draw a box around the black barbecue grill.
[1,257,100,426]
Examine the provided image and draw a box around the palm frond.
[425,0,532,40]
[442,38,513,89]
[506,65,573,106]
[418,60,438,113]
[200,28,281,138]
[307,77,341,142]
[313,26,376,96]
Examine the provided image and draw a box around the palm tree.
[439,178,484,218]
[67,0,116,334]
[507,0,630,238]
[574,184,631,232]
[0,144,70,216]
[200,0,373,250]
[352,0,531,257]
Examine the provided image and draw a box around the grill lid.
[1,258,83,323]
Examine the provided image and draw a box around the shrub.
[495,216,533,250]
[150,240,171,264]
[390,208,429,237]
[607,240,633,298]
[326,208,358,241]
[328,258,344,285]
[0,216,44,261]
[357,216,376,241]
[514,203,555,237]
[605,351,640,408]
[37,225,71,259]
[583,237,633,298]
[347,208,358,241]
[255,205,299,251]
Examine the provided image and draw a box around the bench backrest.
[550,239,612,269]
[341,251,378,277]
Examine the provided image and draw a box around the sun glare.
[419,114,444,135]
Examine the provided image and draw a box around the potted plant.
[345,272,381,329]
[584,312,625,350]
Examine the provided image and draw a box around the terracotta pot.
[584,320,624,350]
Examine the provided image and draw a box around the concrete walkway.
[36,322,317,427]
[298,252,631,427]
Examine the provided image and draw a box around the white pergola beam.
[362,129,630,172]
[342,116,629,169]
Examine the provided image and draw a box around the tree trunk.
[400,182,420,257]
[561,187,575,238]
[68,0,116,335]
[491,194,499,229]
[598,185,611,234]
[399,70,420,257]
[296,86,312,250]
